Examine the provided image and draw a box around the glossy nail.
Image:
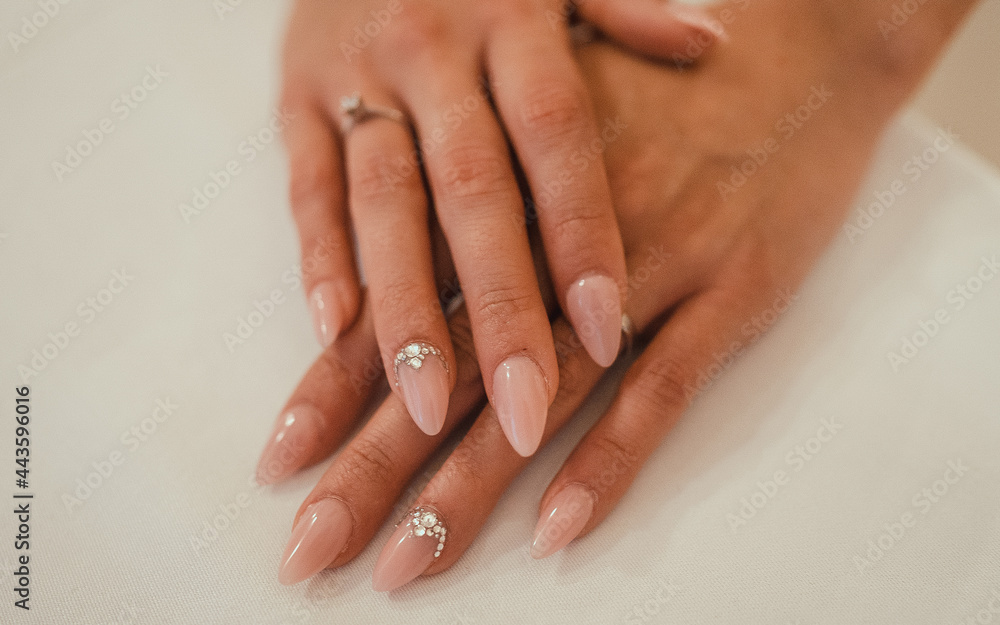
[667,4,727,43]
[394,342,450,435]
[309,281,344,348]
[492,355,548,457]
[278,498,353,585]
[530,484,596,559]
[565,274,622,368]
[372,507,448,592]
[256,405,321,485]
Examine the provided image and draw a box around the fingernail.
[309,281,344,348]
[278,498,353,585]
[492,356,548,457]
[256,404,321,485]
[530,484,596,559]
[565,274,622,368]
[667,4,727,43]
[372,506,448,592]
[394,342,450,435]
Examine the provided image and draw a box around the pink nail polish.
[256,405,321,485]
[309,282,344,348]
[372,507,448,592]
[278,498,353,585]
[530,484,595,559]
[565,274,622,368]
[492,356,548,457]
[394,342,450,436]
[667,4,727,43]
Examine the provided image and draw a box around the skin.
[264,0,979,586]
[278,0,720,444]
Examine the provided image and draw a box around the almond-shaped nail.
[278,498,353,585]
[309,281,344,348]
[394,342,450,435]
[372,507,448,592]
[256,405,321,485]
[492,355,548,457]
[565,274,622,368]
[667,4,727,43]
[530,484,596,559]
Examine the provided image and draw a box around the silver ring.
[620,313,636,357]
[339,92,406,134]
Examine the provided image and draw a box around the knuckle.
[623,354,693,412]
[433,144,511,203]
[350,151,395,205]
[471,281,539,331]
[589,433,640,490]
[339,432,397,487]
[545,200,609,243]
[519,85,587,143]
[374,279,440,330]
[288,153,338,210]
[383,10,450,59]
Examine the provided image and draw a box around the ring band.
[339,92,406,134]
[620,313,636,358]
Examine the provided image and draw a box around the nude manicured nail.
[667,4,727,43]
[309,281,344,348]
[394,342,450,435]
[530,484,596,559]
[256,405,321,485]
[372,507,448,592]
[278,498,353,585]
[492,356,548,457]
[565,274,622,368]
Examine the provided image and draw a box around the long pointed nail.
[565,274,622,368]
[372,507,448,592]
[530,484,596,559]
[309,281,344,348]
[278,498,353,585]
[667,4,727,43]
[394,342,450,435]
[492,356,548,457]
[256,405,321,485]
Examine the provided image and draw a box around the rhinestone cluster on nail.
[392,342,446,387]
[405,506,447,558]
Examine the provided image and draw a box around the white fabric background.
[1,1,998,624]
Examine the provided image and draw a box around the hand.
[262,0,977,590]
[278,0,718,453]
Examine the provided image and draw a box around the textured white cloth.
[1,2,999,624]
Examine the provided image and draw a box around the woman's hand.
[262,0,978,590]
[278,0,718,453]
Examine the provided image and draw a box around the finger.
[576,0,726,62]
[534,280,768,558]
[275,307,484,585]
[342,90,456,437]
[255,293,380,485]
[488,25,628,368]
[281,95,362,348]
[371,317,605,590]
[397,68,559,458]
